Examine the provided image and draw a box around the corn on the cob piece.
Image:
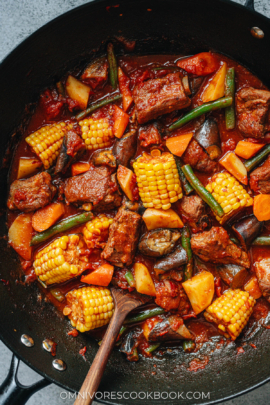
[25,122,74,169]
[78,118,114,150]
[83,214,113,249]
[33,234,89,286]
[204,289,255,340]
[133,152,183,210]
[63,286,114,332]
[205,172,253,224]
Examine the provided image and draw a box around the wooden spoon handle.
[74,307,129,405]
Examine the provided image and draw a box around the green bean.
[31,212,93,246]
[175,157,193,195]
[183,340,196,353]
[181,164,224,218]
[125,271,136,288]
[56,81,65,97]
[230,237,240,245]
[151,66,180,71]
[75,94,122,120]
[244,144,270,172]
[107,43,118,90]
[37,277,47,289]
[181,226,193,281]
[50,288,65,302]
[124,307,165,325]
[145,343,161,353]
[168,97,232,131]
[225,68,235,130]
[252,236,270,246]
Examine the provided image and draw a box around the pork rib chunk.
[191,227,250,268]
[178,195,211,232]
[250,155,270,194]
[182,139,218,173]
[255,258,270,301]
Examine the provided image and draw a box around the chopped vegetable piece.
[92,149,116,168]
[81,264,114,287]
[142,208,183,230]
[139,229,181,257]
[145,343,161,353]
[204,289,255,340]
[176,52,219,76]
[225,67,235,129]
[154,245,187,275]
[219,152,248,185]
[244,144,270,172]
[235,141,264,159]
[124,307,165,325]
[206,172,253,223]
[244,276,262,299]
[181,226,193,281]
[182,164,224,218]
[165,133,193,157]
[25,122,74,169]
[182,271,214,314]
[31,211,93,246]
[113,130,137,167]
[71,162,90,176]
[133,151,183,210]
[17,158,42,179]
[118,67,133,111]
[63,286,114,332]
[34,234,89,285]
[8,214,33,260]
[66,75,91,110]
[174,157,193,195]
[134,262,156,296]
[56,81,65,97]
[107,43,118,89]
[117,165,135,201]
[79,117,114,150]
[75,94,122,120]
[83,214,113,249]
[201,62,227,103]
[194,118,221,160]
[253,194,270,221]
[183,340,196,353]
[125,271,136,288]
[113,105,129,138]
[252,237,270,245]
[81,57,108,88]
[182,76,191,95]
[50,288,65,302]
[217,264,248,289]
[54,130,85,175]
[232,215,263,248]
[32,203,65,232]
[169,97,232,131]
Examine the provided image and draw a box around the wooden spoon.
[74,288,151,405]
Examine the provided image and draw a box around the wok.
[0,0,270,404]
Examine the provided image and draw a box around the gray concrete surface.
[1,0,270,404]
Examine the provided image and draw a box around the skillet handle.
[244,0,254,11]
[0,354,51,405]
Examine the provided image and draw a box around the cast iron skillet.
[0,0,270,404]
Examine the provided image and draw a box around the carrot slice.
[113,105,129,138]
[71,162,90,176]
[235,141,265,159]
[32,203,65,232]
[118,67,133,112]
[176,52,219,76]
[219,152,248,185]
[81,264,114,287]
[166,133,193,157]
[254,194,270,221]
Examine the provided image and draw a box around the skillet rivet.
[42,338,55,353]
[21,334,34,347]
[52,359,66,371]
[251,27,264,39]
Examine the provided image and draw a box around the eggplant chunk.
[194,119,221,160]
[112,130,137,167]
[54,130,85,175]
[217,264,248,288]
[81,57,108,87]
[190,77,204,96]
[148,315,194,342]
[139,229,181,257]
[154,245,187,274]
[232,215,264,249]
[120,329,140,361]
[91,149,116,168]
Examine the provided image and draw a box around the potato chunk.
[182,271,214,314]
[143,208,183,231]
[66,75,91,110]
[134,263,156,296]
[8,214,33,260]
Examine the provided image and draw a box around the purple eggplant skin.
[112,130,137,167]
[232,215,264,248]
[91,148,116,168]
[120,329,140,361]
[217,264,248,289]
[148,315,194,342]
[194,118,221,160]
[190,77,204,96]
[138,229,181,258]
[54,130,86,175]
[154,245,187,273]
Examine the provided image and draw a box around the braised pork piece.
[7,49,270,363]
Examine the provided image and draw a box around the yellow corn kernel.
[63,286,114,332]
[133,152,182,210]
[204,289,256,340]
[78,118,114,150]
[83,214,113,249]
